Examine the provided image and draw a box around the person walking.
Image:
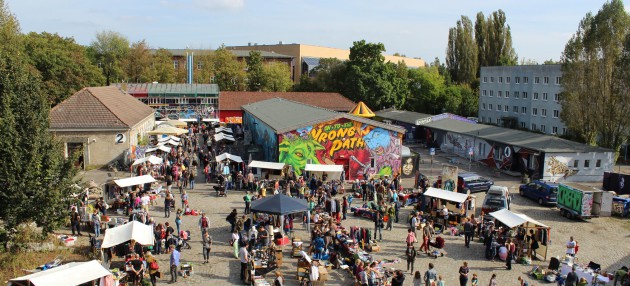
[226,209,238,233]
[243,192,252,214]
[202,232,212,264]
[506,238,515,270]
[488,273,497,286]
[239,242,249,282]
[386,205,395,231]
[199,212,210,235]
[169,245,180,283]
[92,210,101,238]
[145,251,159,286]
[406,245,417,273]
[458,261,470,286]
[181,190,188,209]
[424,263,437,286]
[463,218,474,248]
[70,207,82,236]
[373,211,383,242]
[420,221,432,254]
[164,191,173,218]
[413,271,423,286]
[175,209,182,235]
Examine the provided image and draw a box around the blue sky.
[7,0,622,63]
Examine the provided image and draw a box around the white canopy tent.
[305,164,343,179]
[158,139,180,146]
[145,145,171,153]
[216,153,243,163]
[489,209,549,228]
[214,133,235,142]
[202,118,219,123]
[101,221,155,249]
[179,118,197,122]
[423,187,469,203]
[113,175,156,188]
[157,136,180,142]
[248,161,286,170]
[7,260,111,286]
[147,125,188,136]
[215,126,233,134]
[132,155,163,166]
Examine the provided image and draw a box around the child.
[437,275,445,286]
[471,273,478,286]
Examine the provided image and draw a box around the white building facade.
[478,65,566,135]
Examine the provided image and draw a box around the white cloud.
[192,0,245,9]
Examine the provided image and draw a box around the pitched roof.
[375,108,432,125]
[220,91,355,112]
[420,118,612,153]
[150,49,293,59]
[112,83,219,96]
[349,101,376,118]
[241,98,405,134]
[50,86,154,130]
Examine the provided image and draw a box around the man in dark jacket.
[463,218,474,248]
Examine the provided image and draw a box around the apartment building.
[478,65,566,135]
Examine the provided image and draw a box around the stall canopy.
[157,136,180,142]
[101,221,155,248]
[158,139,180,146]
[424,187,469,203]
[132,155,163,166]
[215,126,233,134]
[489,209,549,228]
[161,120,188,127]
[251,194,308,215]
[147,125,188,135]
[305,164,343,178]
[7,260,110,286]
[145,145,171,153]
[216,153,243,163]
[114,175,156,188]
[214,133,235,142]
[202,118,219,123]
[248,160,286,170]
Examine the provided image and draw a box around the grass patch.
[0,246,91,284]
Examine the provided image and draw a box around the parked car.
[482,193,509,215]
[457,173,494,193]
[487,185,512,207]
[519,180,558,205]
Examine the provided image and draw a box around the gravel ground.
[76,150,630,286]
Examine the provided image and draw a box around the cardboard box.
[318,266,330,281]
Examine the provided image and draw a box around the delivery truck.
[557,183,612,219]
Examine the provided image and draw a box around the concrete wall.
[478,65,565,135]
[543,152,614,182]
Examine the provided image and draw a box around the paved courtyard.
[79,152,630,286]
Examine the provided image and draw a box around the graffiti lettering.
[310,127,364,156]
[329,137,366,157]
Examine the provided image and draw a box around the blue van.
[518,180,558,205]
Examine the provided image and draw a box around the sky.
[6,0,624,63]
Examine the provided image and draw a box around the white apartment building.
[478,65,566,135]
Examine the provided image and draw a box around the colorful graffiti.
[278,118,401,179]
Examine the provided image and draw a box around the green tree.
[0,0,78,234]
[212,46,247,91]
[474,12,487,73]
[561,0,630,156]
[90,30,130,85]
[147,48,176,83]
[192,50,214,84]
[123,40,152,83]
[246,50,264,91]
[22,32,104,106]
[408,66,446,114]
[475,10,517,67]
[446,16,478,84]
[261,62,292,92]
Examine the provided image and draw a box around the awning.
[248,160,286,170]
[302,57,321,72]
[101,221,155,248]
[132,155,163,166]
[215,126,233,134]
[202,118,219,123]
[157,136,180,142]
[423,187,469,203]
[214,133,235,142]
[179,118,197,122]
[251,194,308,215]
[489,209,549,228]
[114,175,156,188]
[161,120,187,127]
[145,145,171,153]
[304,164,343,179]
[216,153,243,163]
[7,260,111,286]
[147,125,188,136]
[158,139,180,146]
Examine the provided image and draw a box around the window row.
[573,159,602,169]
[481,91,560,102]
[482,76,561,85]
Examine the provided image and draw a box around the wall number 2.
[115,133,126,144]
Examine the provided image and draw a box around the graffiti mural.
[278,118,402,179]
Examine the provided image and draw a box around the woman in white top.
[309,261,320,282]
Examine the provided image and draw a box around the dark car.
[519,180,558,205]
[457,173,494,193]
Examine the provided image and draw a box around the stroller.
[214,185,226,197]
[178,230,192,250]
[428,236,446,258]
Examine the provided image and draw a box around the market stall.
[157,135,181,143]
[7,260,112,286]
[214,133,235,143]
[144,145,171,154]
[489,209,551,261]
[216,153,243,163]
[147,125,188,136]
[248,161,287,180]
[215,126,233,134]
[131,155,163,166]
[161,119,187,128]
[101,221,155,264]
[423,187,475,225]
[304,164,343,181]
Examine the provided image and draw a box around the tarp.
[214,133,235,142]
[215,126,233,134]
[305,164,343,180]
[145,145,171,153]
[489,209,549,228]
[158,136,180,142]
[132,155,163,166]
[114,175,156,188]
[147,125,188,135]
[216,153,243,163]
[251,194,309,215]
[423,187,469,203]
[161,120,187,127]
[248,160,286,170]
[101,221,155,248]
[7,260,111,286]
